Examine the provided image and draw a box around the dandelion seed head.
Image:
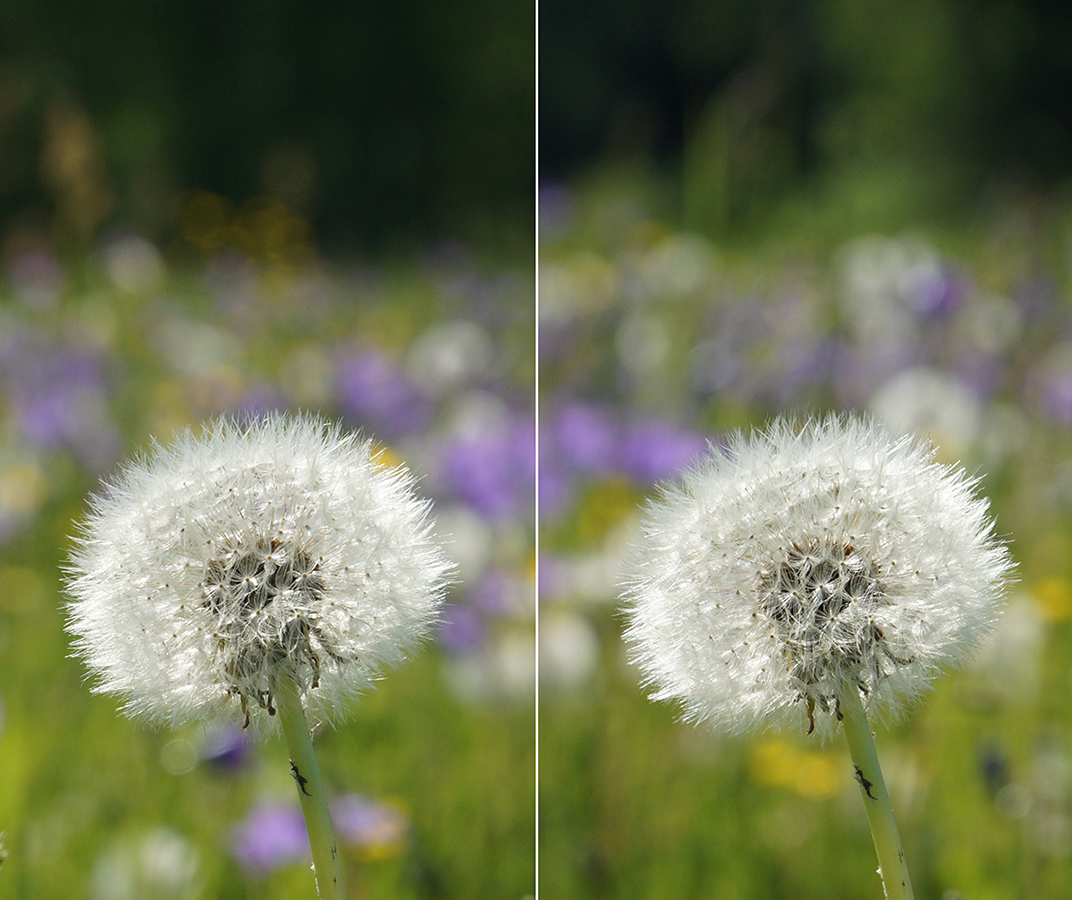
[65,413,453,731]
[622,414,1012,737]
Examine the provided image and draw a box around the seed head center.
[756,539,916,729]
[199,536,329,721]
[759,541,881,641]
[201,537,325,616]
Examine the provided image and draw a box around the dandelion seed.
[622,414,1012,900]
[623,414,1010,737]
[65,413,451,730]
[65,413,452,899]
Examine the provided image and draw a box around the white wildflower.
[65,414,452,731]
[622,415,1012,737]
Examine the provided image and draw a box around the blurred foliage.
[541,0,1072,243]
[0,0,534,255]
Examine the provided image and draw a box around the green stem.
[274,674,348,900]
[838,687,914,900]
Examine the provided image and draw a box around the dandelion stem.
[274,673,348,900]
[839,687,914,900]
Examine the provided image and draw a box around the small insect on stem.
[291,760,312,796]
[854,764,877,800]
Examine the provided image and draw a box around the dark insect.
[291,760,312,796]
[854,764,877,800]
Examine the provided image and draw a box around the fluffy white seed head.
[65,414,453,731]
[622,415,1013,738]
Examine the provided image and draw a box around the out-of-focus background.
[540,3,1072,899]
[0,4,535,899]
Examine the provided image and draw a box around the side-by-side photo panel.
[539,3,1072,899]
[0,4,535,898]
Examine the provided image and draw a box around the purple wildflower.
[537,553,569,603]
[3,344,119,469]
[769,337,839,406]
[913,265,964,320]
[467,568,516,616]
[336,348,433,439]
[332,795,408,855]
[550,403,619,476]
[231,795,407,875]
[1038,349,1072,426]
[231,802,309,875]
[441,412,535,521]
[232,385,287,422]
[438,603,486,653]
[202,726,252,772]
[618,419,708,484]
[438,568,522,652]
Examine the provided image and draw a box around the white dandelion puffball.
[65,414,453,730]
[623,415,1012,737]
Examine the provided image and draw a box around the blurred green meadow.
[0,225,536,898]
[538,170,1072,899]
